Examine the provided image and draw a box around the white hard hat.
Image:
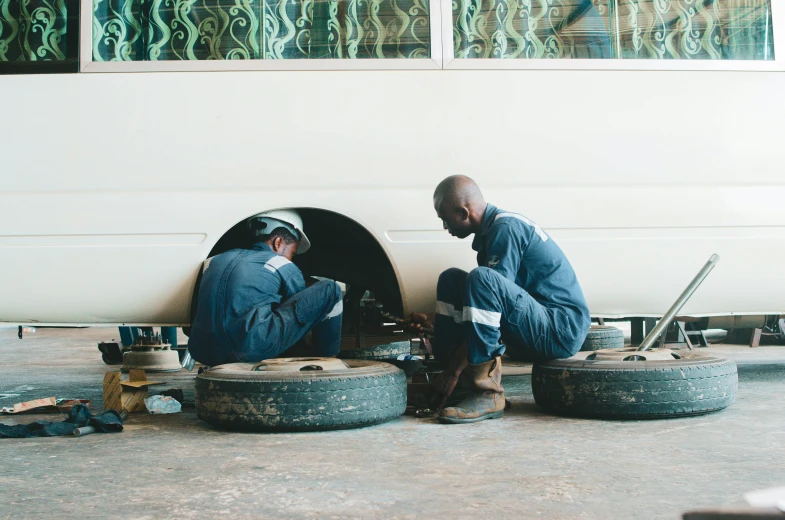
[247,209,311,254]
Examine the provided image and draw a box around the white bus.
[1,0,784,331]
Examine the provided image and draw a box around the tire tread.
[532,355,738,419]
[195,361,407,431]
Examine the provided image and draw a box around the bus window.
[452,0,774,60]
[92,0,430,61]
[0,0,79,74]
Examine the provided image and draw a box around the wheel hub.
[251,357,350,372]
[122,348,182,373]
[581,347,682,362]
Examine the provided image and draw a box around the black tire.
[339,341,410,360]
[580,325,624,351]
[97,342,123,365]
[532,351,737,419]
[195,360,407,432]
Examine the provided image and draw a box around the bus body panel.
[1,70,784,323]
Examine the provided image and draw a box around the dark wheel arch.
[194,208,403,320]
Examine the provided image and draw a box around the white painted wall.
[1,70,784,324]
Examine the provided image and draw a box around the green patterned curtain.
[453,0,613,58]
[93,0,430,60]
[614,0,774,60]
[0,0,68,61]
[266,0,429,58]
[452,0,774,59]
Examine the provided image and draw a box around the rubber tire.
[195,360,407,432]
[581,325,625,351]
[532,352,737,419]
[338,341,411,360]
[98,342,123,365]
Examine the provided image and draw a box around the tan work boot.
[437,357,505,424]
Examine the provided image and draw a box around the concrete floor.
[1,327,784,519]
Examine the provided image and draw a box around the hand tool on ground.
[73,412,127,437]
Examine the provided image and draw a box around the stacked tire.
[580,325,625,351]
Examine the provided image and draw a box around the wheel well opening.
[208,208,403,317]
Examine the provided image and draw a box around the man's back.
[473,204,590,348]
[188,243,304,366]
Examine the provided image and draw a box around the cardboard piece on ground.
[0,396,57,414]
[0,397,93,415]
[103,369,164,413]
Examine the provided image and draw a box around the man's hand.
[430,344,469,411]
[406,312,434,335]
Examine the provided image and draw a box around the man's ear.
[459,207,470,221]
[271,236,284,253]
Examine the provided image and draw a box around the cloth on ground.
[0,404,124,439]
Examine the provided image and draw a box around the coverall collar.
[472,203,499,252]
[250,241,273,252]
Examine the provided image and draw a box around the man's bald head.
[433,175,487,239]
[433,175,484,209]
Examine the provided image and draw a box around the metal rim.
[544,349,731,368]
[585,347,680,362]
[122,349,182,373]
[198,359,400,381]
[251,357,350,372]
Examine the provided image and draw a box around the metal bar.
[638,254,720,351]
[676,321,694,350]
[73,426,97,437]
[630,318,644,344]
[750,328,762,348]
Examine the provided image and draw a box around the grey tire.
[581,325,625,351]
[532,351,737,419]
[195,360,407,432]
[339,341,410,360]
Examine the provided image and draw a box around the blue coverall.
[187,242,343,367]
[434,204,590,365]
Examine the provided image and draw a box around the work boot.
[437,357,505,424]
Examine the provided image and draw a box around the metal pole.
[637,254,720,352]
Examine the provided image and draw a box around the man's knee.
[466,266,501,290]
[438,268,468,296]
[312,279,342,302]
[315,279,342,319]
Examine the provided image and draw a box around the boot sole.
[437,410,504,424]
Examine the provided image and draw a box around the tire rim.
[198,359,400,380]
[251,357,350,372]
[585,347,680,361]
[545,349,730,367]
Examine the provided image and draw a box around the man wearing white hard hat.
[187,209,343,366]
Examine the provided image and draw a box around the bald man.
[411,175,590,424]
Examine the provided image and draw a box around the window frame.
[79,0,443,72]
[441,0,785,71]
